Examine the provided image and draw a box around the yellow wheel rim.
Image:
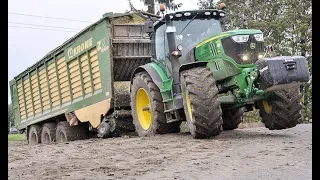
[136,88,152,130]
[185,90,193,121]
[262,100,272,114]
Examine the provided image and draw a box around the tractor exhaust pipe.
[164,14,181,96]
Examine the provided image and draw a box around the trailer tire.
[131,72,181,136]
[41,123,56,144]
[181,67,223,139]
[258,87,302,130]
[222,107,245,130]
[55,121,88,143]
[28,125,41,145]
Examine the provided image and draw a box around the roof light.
[184,12,191,16]
[175,13,182,17]
[159,4,165,12]
[204,11,211,15]
[219,3,226,10]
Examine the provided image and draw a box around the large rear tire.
[258,87,302,130]
[180,67,223,139]
[28,125,41,145]
[55,121,88,143]
[131,72,181,137]
[222,107,245,130]
[41,122,56,144]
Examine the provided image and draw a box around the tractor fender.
[179,61,208,74]
[131,63,169,91]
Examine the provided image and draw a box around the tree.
[198,0,216,9]
[139,0,182,14]
[8,104,15,132]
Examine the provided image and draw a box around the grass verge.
[8,134,27,141]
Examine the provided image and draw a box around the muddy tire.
[55,121,88,143]
[41,123,56,144]
[131,72,181,137]
[97,119,115,138]
[28,125,41,145]
[222,107,245,130]
[258,87,302,130]
[180,67,223,139]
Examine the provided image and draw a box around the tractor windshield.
[155,18,223,61]
[173,18,222,55]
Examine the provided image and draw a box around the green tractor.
[130,6,310,138]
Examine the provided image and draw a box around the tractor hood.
[194,29,264,65]
[196,29,263,48]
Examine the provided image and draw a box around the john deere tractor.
[130,5,310,138]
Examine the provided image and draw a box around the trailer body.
[9,12,154,131]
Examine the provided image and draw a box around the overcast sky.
[8,0,199,103]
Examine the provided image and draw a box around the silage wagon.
[9,11,158,144]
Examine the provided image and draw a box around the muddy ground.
[8,123,312,180]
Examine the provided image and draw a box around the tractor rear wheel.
[222,107,245,130]
[258,87,302,130]
[180,67,223,139]
[131,72,181,137]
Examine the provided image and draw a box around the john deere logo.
[250,43,256,49]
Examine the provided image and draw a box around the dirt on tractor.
[8,124,311,180]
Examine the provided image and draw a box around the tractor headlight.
[254,34,264,42]
[258,54,264,59]
[241,54,249,61]
[231,35,249,43]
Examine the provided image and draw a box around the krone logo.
[67,37,93,59]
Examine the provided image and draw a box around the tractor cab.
[146,9,227,64]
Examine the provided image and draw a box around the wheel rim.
[136,88,152,130]
[58,131,66,142]
[185,90,193,121]
[43,132,50,144]
[262,100,272,114]
[30,133,37,145]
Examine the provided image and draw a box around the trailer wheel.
[131,72,181,136]
[222,107,245,130]
[258,87,302,130]
[180,67,223,139]
[55,121,88,143]
[28,125,41,145]
[41,123,56,144]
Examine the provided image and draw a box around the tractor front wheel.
[180,67,223,139]
[258,87,302,130]
[131,72,181,137]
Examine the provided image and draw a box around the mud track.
[8,124,312,180]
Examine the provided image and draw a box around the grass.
[8,134,27,141]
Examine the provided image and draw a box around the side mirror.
[144,20,154,34]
